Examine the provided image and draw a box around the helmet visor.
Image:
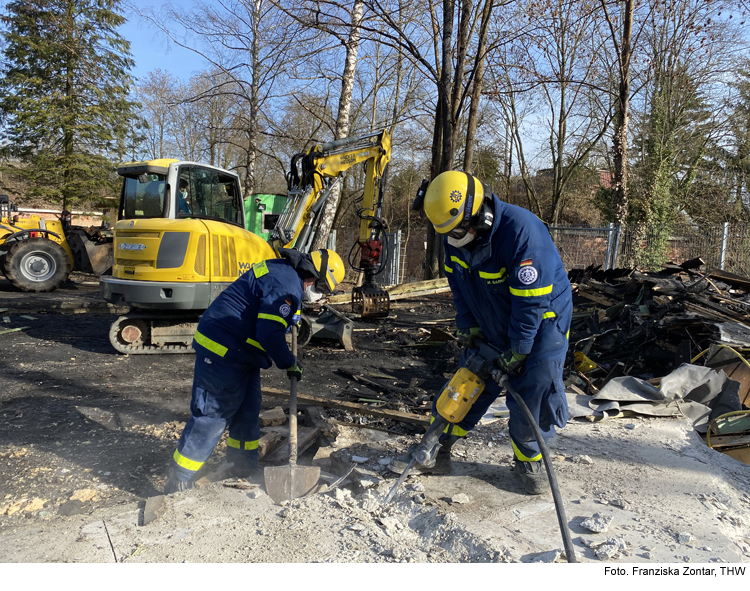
[446,219,471,239]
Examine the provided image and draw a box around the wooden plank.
[576,289,615,307]
[585,279,627,300]
[326,278,450,305]
[707,268,750,291]
[258,431,284,460]
[261,387,430,426]
[387,278,449,296]
[263,426,321,463]
[708,433,750,449]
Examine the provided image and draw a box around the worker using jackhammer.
[391,171,572,494]
[164,248,346,494]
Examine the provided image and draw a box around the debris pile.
[567,258,750,391]
[567,259,750,462]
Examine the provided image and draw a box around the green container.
[243,193,288,240]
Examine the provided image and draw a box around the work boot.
[513,458,550,495]
[163,470,195,495]
[388,436,458,476]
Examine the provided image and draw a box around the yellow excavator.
[100,129,392,354]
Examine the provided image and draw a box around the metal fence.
[374,230,405,287]
[340,222,750,287]
[550,223,750,275]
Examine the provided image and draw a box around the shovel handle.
[289,325,298,465]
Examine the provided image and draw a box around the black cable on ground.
[499,374,577,563]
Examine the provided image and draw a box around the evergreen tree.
[0,0,138,210]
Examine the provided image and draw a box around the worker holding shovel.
[394,171,573,494]
[164,248,345,494]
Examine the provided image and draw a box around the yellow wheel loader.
[100,130,392,354]
[0,194,113,292]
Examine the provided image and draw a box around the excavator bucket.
[352,285,390,319]
[308,305,354,351]
[66,228,113,276]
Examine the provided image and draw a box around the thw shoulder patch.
[252,261,269,278]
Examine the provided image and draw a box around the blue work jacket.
[192,258,301,369]
[444,195,571,356]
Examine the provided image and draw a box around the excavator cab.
[101,159,276,353]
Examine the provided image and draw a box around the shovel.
[264,325,320,504]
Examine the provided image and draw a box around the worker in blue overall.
[164,248,346,494]
[392,171,572,494]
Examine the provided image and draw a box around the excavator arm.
[271,129,392,318]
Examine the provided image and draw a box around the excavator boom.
[276,129,392,317]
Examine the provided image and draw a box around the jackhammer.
[383,340,577,563]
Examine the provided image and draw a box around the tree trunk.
[438,0,455,173]
[425,58,446,280]
[463,0,492,173]
[311,0,364,251]
[610,0,633,227]
[62,0,77,213]
[243,0,263,197]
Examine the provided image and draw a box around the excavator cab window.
[178,166,242,226]
[121,174,166,219]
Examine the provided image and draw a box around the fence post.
[605,223,615,270]
[612,225,622,269]
[720,222,729,271]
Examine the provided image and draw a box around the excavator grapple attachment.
[352,285,390,319]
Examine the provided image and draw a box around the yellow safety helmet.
[311,248,345,292]
[423,171,485,235]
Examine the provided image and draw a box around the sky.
[119,0,209,84]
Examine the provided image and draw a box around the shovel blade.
[264,464,321,504]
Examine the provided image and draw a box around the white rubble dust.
[1,416,750,563]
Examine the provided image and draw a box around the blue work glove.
[287,361,303,382]
[456,327,485,348]
[495,350,527,378]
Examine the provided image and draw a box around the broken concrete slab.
[451,493,471,504]
[142,495,165,526]
[259,407,287,427]
[581,513,614,533]
[531,549,561,563]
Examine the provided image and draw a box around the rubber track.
[109,313,198,355]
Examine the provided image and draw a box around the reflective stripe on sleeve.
[450,256,469,269]
[173,449,204,472]
[246,338,266,352]
[479,268,506,280]
[509,284,553,297]
[227,438,260,451]
[444,264,453,274]
[194,330,228,357]
[258,313,288,328]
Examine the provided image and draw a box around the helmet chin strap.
[314,249,330,292]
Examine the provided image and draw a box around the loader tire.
[3,238,71,292]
